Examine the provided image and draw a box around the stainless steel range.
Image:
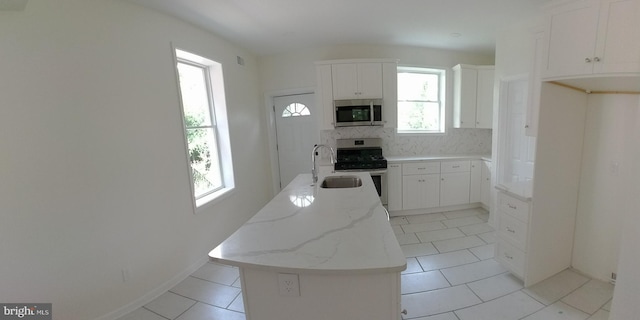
[334,138,388,204]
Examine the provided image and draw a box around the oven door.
[369,170,388,205]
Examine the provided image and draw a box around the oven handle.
[383,206,390,221]
[370,100,374,126]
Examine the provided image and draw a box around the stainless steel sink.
[320,176,362,188]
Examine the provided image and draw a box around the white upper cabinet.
[542,0,640,79]
[331,63,383,99]
[453,64,495,129]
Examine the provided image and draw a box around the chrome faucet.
[311,144,336,184]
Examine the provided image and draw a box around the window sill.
[396,130,446,137]
[194,186,235,214]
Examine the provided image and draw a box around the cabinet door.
[357,63,383,99]
[331,64,359,99]
[470,160,482,203]
[382,62,398,128]
[316,64,336,129]
[543,0,600,78]
[387,164,403,211]
[475,68,494,129]
[331,63,383,99]
[440,172,471,207]
[480,161,492,208]
[526,31,544,137]
[593,0,640,74]
[402,174,440,210]
[453,66,478,128]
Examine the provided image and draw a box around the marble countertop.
[386,154,491,162]
[496,181,533,201]
[208,172,406,275]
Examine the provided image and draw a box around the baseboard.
[95,256,209,320]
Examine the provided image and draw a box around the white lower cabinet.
[440,161,471,207]
[402,173,440,210]
[470,160,482,203]
[496,240,526,278]
[389,158,490,214]
[495,191,531,280]
[480,160,492,208]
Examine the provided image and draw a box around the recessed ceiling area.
[128,0,547,56]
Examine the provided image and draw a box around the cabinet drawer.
[441,160,470,173]
[403,162,440,175]
[498,192,530,223]
[498,213,528,251]
[496,240,525,278]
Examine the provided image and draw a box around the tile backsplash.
[320,127,492,156]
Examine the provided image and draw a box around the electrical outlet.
[278,273,300,297]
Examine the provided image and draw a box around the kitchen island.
[209,172,406,320]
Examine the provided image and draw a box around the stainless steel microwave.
[334,99,383,127]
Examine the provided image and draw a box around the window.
[397,67,446,133]
[174,48,234,209]
[282,103,310,117]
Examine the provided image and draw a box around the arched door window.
[282,102,310,117]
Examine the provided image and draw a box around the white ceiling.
[129,0,546,56]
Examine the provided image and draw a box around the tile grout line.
[140,306,172,320]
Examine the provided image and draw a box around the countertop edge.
[209,256,407,275]
[495,183,533,201]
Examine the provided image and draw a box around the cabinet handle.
[417,167,426,170]
[401,309,408,315]
[594,57,600,62]
[508,203,517,210]
[585,57,592,63]
[506,227,516,233]
[441,178,445,181]
[452,165,460,168]
[525,124,529,129]
[504,253,514,260]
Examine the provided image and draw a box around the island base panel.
[239,267,401,320]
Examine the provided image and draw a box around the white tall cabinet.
[494,0,640,294]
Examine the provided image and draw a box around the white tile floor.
[118,208,613,320]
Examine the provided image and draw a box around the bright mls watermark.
[1,304,51,320]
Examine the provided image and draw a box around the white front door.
[274,94,318,189]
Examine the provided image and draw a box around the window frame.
[173,47,235,212]
[396,66,446,135]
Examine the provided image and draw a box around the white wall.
[572,94,639,281]
[0,1,271,319]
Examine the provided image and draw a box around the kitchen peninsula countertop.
[386,154,491,162]
[208,172,406,275]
